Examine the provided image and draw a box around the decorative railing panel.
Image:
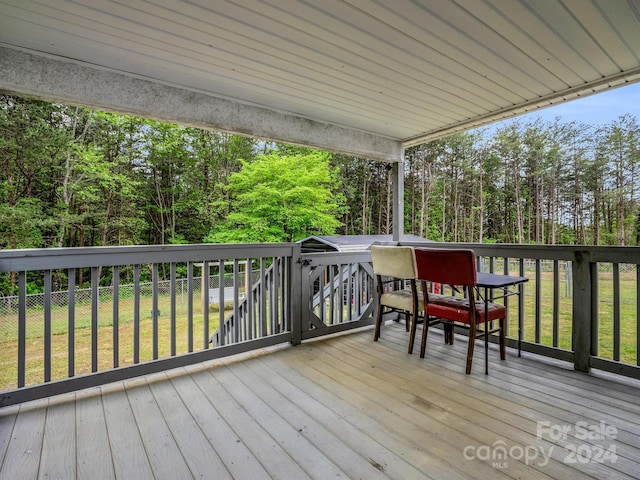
[299,252,376,341]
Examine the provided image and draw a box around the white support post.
[392,151,404,242]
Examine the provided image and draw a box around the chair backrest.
[415,248,477,286]
[370,245,417,279]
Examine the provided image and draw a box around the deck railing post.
[572,250,592,372]
[290,244,303,345]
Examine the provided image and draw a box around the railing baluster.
[354,264,362,316]
[152,263,159,360]
[246,259,254,340]
[260,257,267,337]
[133,264,140,364]
[613,262,620,362]
[170,262,176,357]
[347,263,353,322]
[535,259,541,344]
[502,257,509,335]
[319,266,326,325]
[18,272,26,388]
[187,261,194,352]
[203,260,209,348]
[329,264,335,325]
[553,260,559,348]
[113,266,119,368]
[217,260,225,346]
[590,262,599,357]
[285,256,292,333]
[68,268,76,377]
[338,263,345,324]
[232,259,239,343]
[279,257,283,330]
[44,270,52,382]
[91,266,99,372]
[518,258,525,356]
[270,257,278,334]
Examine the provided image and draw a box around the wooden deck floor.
[1,322,639,480]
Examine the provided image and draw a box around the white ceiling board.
[1,0,639,150]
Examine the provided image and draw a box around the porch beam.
[0,46,402,162]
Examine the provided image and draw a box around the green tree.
[178,130,256,243]
[206,152,345,243]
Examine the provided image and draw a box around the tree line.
[1,94,639,253]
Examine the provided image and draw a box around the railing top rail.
[0,243,298,271]
[401,242,640,264]
[301,251,372,264]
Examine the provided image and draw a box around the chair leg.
[499,317,506,360]
[405,312,410,332]
[373,305,384,341]
[408,309,418,354]
[445,323,454,345]
[466,321,477,374]
[419,317,430,358]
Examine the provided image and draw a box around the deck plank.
[170,367,280,480]
[147,372,233,480]
[223,358,393,480]
[379,326,640,477]
[213,363,349,479]
[246,354,432,480]
[382,326,640,459]
[0,399,47,480]
[123,377,193,480]
[259,348,490,480]
[1,324,639,480]
[101,384,154,480]
[75,388,115,480]
[281,337,556,480]
[39,396,76,480]
[0,406,18,474]
[338,328,636,479]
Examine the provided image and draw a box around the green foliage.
[206,152,345,243]
[0,198,45,248]
[2,93,640,255]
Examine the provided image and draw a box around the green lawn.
[504,269,638,364]
[0,293,227,390]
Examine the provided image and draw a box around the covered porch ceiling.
[1,0,640,162]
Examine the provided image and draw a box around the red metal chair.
[414,248,506,374]
[370,245,423,354]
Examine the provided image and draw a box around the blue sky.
[481,81,640,131]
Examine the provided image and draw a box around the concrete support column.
[392,151,404,242]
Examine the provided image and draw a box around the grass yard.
[0,293,229,391]
[504,269,638,364]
